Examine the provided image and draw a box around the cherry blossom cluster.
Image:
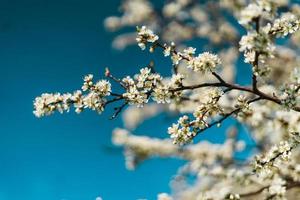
[172,48,220,75]
[186,52,221,73]
[136,26,159,50]
[281,84,300,110]
[253,132,300,177]
[34,65,185,117]
[234,95,253,118]
[270,12,300,37]
[239,30,275,65]
[136,29,221,74]
[238,0,300,77]
[238,0,289,27]
[152,73,184,104]
[33,75,111,117]
[280,69,300,110]
[122,67,161,107]
[122,67,184,107]
[168,88,224,145]
[267,177,287,199]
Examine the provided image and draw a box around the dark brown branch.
[212,71,226,83]
[252,17,260,92]
[110,102,128,120]
[170,81,300,112]
[240,185,268,197]
[110,92,123,97]
[170,82,224,92]
[105,96,124,106]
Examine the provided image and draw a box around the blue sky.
[0,1,254,199]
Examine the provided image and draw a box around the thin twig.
[105,96,124,106]
[110,102,128,120]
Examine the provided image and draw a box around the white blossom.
[123,86,148,107]
[239,3,263,26]
[171,53,182,65]
[152,85,171,104]
[268,177,286,198]
[94,80,111,96]
[163,45,172,57]
[82,74,94,91]
[157,193,173,200]
[270,13,300,37]
[136,26,159,50]
[187,52,221,72]
[183,47,196,57]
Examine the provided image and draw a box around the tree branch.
[252,17,260,92]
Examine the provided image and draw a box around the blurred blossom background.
[0,0,255,199]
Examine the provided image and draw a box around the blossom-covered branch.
[34,0,300,199]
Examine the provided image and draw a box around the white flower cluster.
[168,115,195,145]
[33,75,111,117]
[33,92,76,117]
[193,88,224,119]
[281,83,300,110]
[280,69,300,110]
[168,89,223,145]
[122,66,185,106]
[270,13,300,37]
[239,3,263,26]
[152,85,171,104]
[234,95,252,118]
[136,26,159,50]
[187,52,221,73]
[168,47,221,73]
[122,67,161,107]
[239,2,300,76]
[253,132,300,177]
[152,73,184,104]
[239,31,275,64]
[136,27,222,74]
[239,0,289,27]
[267,177,286,199]
[82,74,111,96]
